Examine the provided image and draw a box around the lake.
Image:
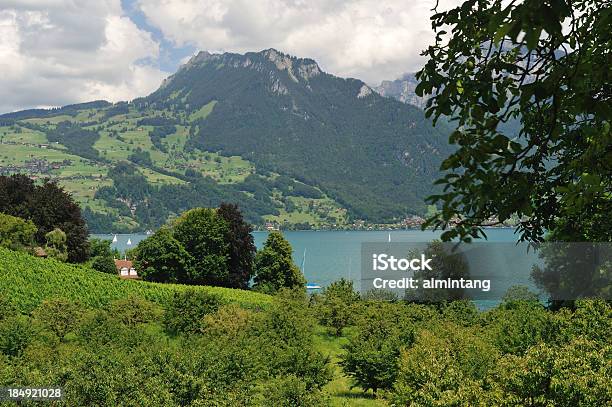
[94,228,542,307]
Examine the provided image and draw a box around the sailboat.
[112,234,118,243]
[388,232,391,242]
[124,238,132,261]
[302,248,322,290]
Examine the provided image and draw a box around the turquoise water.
[95,228,534,303]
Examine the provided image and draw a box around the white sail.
[112,234,117,243]
[127,238,132,246]
[388,232,391,242]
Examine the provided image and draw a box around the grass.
[0,248,272,313]
[189,100,217,122]
[0,125,48,144]
[314,326,387,406]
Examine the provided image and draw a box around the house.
[33,247,47,258]
[114,259,139,279]
[265,222,280,231]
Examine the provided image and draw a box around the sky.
[0,0,459,113]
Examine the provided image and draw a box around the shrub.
[259,375,331,407]
[0,213,37,251]
[315,278,360,336]
[340,302,415,393]
[44,228,68,262]
[0,315,35,357]
[32,298,83,341]
[496,338,612,406]
[391,323,499,406]
[164,289,224,335]
[109,296,162,327]
[91,255,117,274]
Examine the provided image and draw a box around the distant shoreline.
[92,226,517,237]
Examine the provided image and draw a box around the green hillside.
[0,248,271,313]
[0,49,451,232]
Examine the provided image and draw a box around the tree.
[89,237,119,274]
[316,278,361,336]
[217,202,256,289]
[91,255,117,274]
[0,213,37,251]
[404,241,470,303]
[89,238,120,259]
[531,242,611,309]
[133,227,193,283]
[45,228,68,262]
[164,289,223,335]
[173,208,230,285]
[340,303,415,393]
[32,298,83,341]
[391,324,499,406]
[253,231,305,293]
[0,175,90,261]
[418,0,611,242]
[496,338,611,406]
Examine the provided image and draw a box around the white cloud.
[0,0,464,113]
[0,1,167,113]
[136,0,459,85]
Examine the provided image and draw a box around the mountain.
[0,49,451,232]
[373,73,428,109]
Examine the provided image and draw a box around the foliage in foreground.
[419,0,611,242]
[337,298,611,406]
[0,289,331,406]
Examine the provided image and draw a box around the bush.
[109,296,162,327]
[496,338,612,406]
[315,278,360,336]
[259,375,330,407]
[0,315,35,357]
[44,228,68,262]
[32,298,83,341]
[340,302,415,393]
[164,289,224,335]
[0,213,37,251]
[391,323,499,406]
[91,255,117,274]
